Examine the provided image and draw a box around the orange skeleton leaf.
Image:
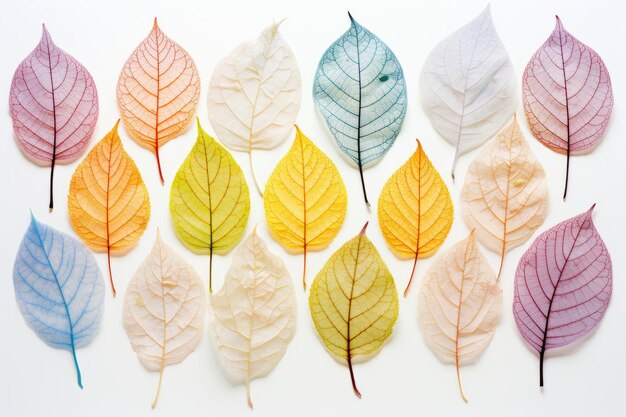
[378,139,453,296]
[68,121,150,296]
[117,18,200,183]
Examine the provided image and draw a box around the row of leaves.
[10,7,613,209]
[13,116,613,407]
[9,4,613,409]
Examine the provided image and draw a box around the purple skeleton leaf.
[522,17,613,199]
[9,25,99,210]
[513,204,612,386]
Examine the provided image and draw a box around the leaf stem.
[302,245,307,291]
[358,163,369,206]
[404,253,418,297]
[246,379,254,409]
[249,151,263,197]
[209,246,213,293]
[456,356,468,403]
[151,363,164,409]
[49,161,56,211]
[348,355,361,398]
[155,147,165,185]
[71,344,83,389]
[539,347,546,387]
[496,246,505,283]
[107,247,116,297]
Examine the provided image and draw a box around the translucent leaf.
[309,223,399,398]
[207,21,301,195]
[9,25,99,210]
[418,231,502,402]
[460,115,548,279]
[378,139,454,296]
[313,13,407,204]
[13,214,105,388]
[169,119,250,293]
[68,121,151,296]
[123,231,206,408]
[513,205,612,386]
[210,230,296,409]
[522,17,613,199]
[420,6,516,179]
[117,18,201,183]
[264,126,347,290]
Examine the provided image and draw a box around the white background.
[0,0,623,416]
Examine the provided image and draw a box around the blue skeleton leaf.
[313,12,407,205]
[13,213,105,388]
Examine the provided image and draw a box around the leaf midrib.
[200,131,214,292]
[452,12,488,176]
[556,22,572,198]
[539,216,588,355]
[346,234,363,360]
[45,34,58,209]
[31,221,81,386]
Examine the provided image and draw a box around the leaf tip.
[271,18,286,36]
[347,11,357,25]
[40,23,51,41]
[589,203,597,213]
[554,15,565,31]
[29,210,38,226]
[293,124,303,140]
[153,17,159,30]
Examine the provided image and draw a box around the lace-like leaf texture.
[378,139,454,296]
[9,25,99,210]
[522,16,613,199]
[13,214,105,389]
[211,230,296,409]
[117,18,200,183]
[309,223,399,398]
[264,126,347,290]
[207,21,301,195]
[420,6,516,179]
[418,231,502,402]
[68,121,150,296]
[123,231,206,408]
[513,205,612,387]
[170,119,250,293]
[313,13,407,205]
[461,115,548,279]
